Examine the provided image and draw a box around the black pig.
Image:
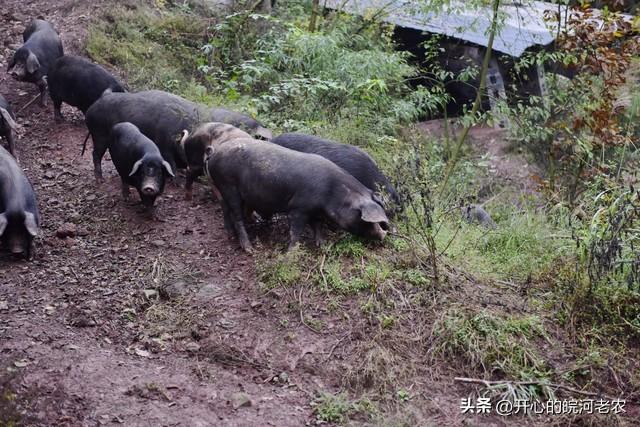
[48,55,126,121]
[271,133,401,214]
[85,90,272,180]
[179,122,251,200]
[7,19,63,105]
[204,138,389,253]
[0,145,39,259]
[0,95,18,156]
[108,122,175,211]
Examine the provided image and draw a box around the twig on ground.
[324,333,350,362]
[298,285,320,334]
[17,93,42,114]
[318,253,328,292]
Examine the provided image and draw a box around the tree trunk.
[309,0,320,32]
[438,0,501,195]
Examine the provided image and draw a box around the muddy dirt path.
[0,2,362,426]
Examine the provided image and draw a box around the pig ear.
[0,213,7,236]
[24,212,38,237]
[254,126,272,141]
[359,202,388,224]
[129,159,143,177]
[162,161,175,177]
[0,108,18,130]
[26,51,40,74]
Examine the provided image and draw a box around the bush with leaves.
[199,10,444,135]
[500,7,639,202]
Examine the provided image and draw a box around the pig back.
[0,146,38,214]
[209,139,371,214]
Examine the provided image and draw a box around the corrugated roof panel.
[324,0,564,57]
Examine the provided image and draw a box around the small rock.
[71,314,97,328]
[14,359,29,368]
[134,348,150,358]
[230,392,252,409]
[0,301,8,311]
[151,240,165,248]
[278,372,289,383]
[44,170,55,180]
[68,212,82,222]
[196,283,223,300]
[56,223,77,239]
[159,280,188,300]
[461,204,497,229]
[186,342,201,353]
[143,289,158,299]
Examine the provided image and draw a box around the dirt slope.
[0,1,358,425]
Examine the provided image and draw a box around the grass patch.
[431,307,550,381]
[436,206,568,281]
[257,249,307,290]
[86,2,229,106]
[311,392,376,424]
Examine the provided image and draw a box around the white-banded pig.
[7,19,63,105]
[0,145,39,259]
[47,55,126,122]
[179,122,251,200]
[271,133,401,215]
[84,90,272,180]
[0,95,18,156]
[107,122,174,212]
[204,138,390,253]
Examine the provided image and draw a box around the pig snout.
[372,221,389,241]
[142,185,157,196]
[8,236,28,257]
[8,64,25,79]
[139,178,161,207]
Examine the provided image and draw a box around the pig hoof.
[240,242,254,254]
[185,191,192,201]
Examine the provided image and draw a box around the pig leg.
[92,139,108,181]
[185,168,196,200]
[220,200,234,234]
[225,193,253,253]
[211,183,222,202]
[52,97,63,122]
[311,219,324,247]
[287,210,309,251]
[27,240,36,261]
[6,130,16,158]
[37,78,47,106]
[120,179,131,201]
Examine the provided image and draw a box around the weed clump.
[431,308,550,380]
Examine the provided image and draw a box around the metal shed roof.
[324,0,565,57]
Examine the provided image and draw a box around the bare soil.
[417,119,543,196]
[1,2,639,427]
[0,1,353,425]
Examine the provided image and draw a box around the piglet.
[108,122,174,215]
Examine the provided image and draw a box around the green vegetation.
[431,308,550,380]
[312,391,377,424]
[87,0,640,422]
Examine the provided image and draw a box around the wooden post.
[309,0,320,32]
